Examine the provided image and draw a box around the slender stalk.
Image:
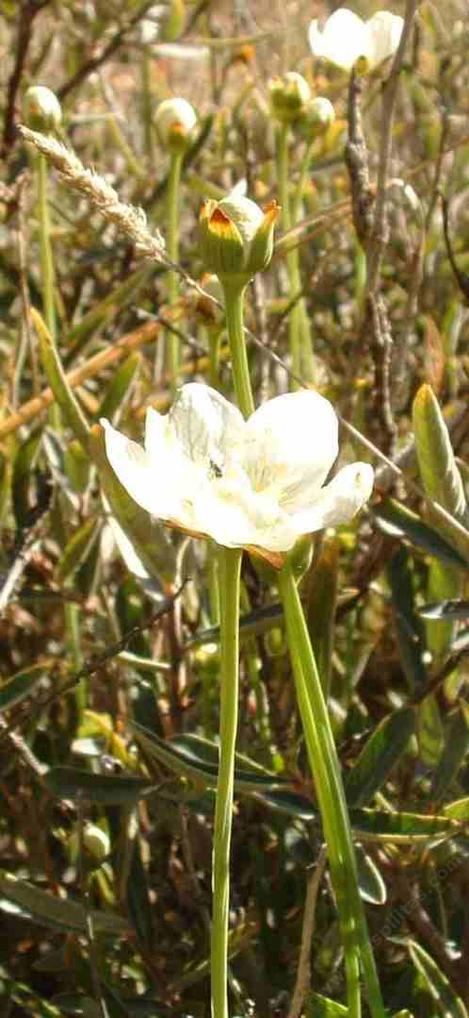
[222,282,255,419]
[278,563,385,1018]
[37,158,85,715]
[211,546,242,1018]
[275,126,313,382]
[166,150,184,388]
[141,49,154,162]
[37,152,56,340]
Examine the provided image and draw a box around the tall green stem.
[222,282,255,419]
[211,546,242,1018]
[37,153,56,340]
[275,125,313,382]
[166,150,183,388]
[278,563,385,1018]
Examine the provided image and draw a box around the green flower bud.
[268,71,311,125]
[23,85,62,134]
[199,194,280,285]
[155,97,196,153]
[298,97,335,140]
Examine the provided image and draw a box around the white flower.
[155,97,197,151]
[101,384,373,562]
[309,8,404,72]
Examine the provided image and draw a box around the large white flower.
[309,8,404,72]
[101,384,373,562]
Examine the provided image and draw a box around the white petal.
[102,419,177,519]
[101,496,149,579]
[309,9,369,70]
[144,406,169,459]
[196,481,297,552]
[366,11,404,68]
[243,390,339,512]
[168,383,245,471]
[218,195,264,249]
[291,462,374,535]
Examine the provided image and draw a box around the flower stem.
[37,152,56,341]
[166,150,184,389]
[278,562,385,1018]
[211,546,242,1018]
[222,282,255,419]
[276,125,313,383]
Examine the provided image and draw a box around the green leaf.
[420,600,469,621]
[305,993,347,1017]
[0,662,49,710]
[374,498,468,568]
[431,704,469,800]
[32,307,90,450]
[0,873,127,934]
[305,539,338,695]
[408,939,468,1018]
[443,796,469,821]
[56,517,100,582]
[417,693,443,767]
[413,384,468,526]
[97,352,140,422]
[43,767,153,804]
[355,844,387,904]
[345,708,416,808]
[12,430,42,528]
[351,807,456,843]
[387,547,428,690]
[132,722,288,792]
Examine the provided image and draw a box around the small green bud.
[268,71,311,125]
[298,97,335,140]
[155,97,197,153]
[23,85,62,134]
[199,194,280,285]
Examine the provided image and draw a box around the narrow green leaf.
[355,844,387,904]
[443,796,469,821]
[12,430,42,528]
[305,993,347,1017]
[97,352,140,422]
[420,600,469,621]
[351,807,456,843]
[432,704,469,800]
[56,517,100,582]
[44,766,153,804]
[0,662,49,710]
[0,873,127,934]
[417,693,443,767]
[413,384,468,526]
[374,497,468,568]
[408,939,468,1018]
[387,547,428,690]
[32,307,90,450]
[306,539,339,695]
[345,708,416,808]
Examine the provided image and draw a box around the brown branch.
[1,0,49,157]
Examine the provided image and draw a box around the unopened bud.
[299,97,335,140]
[155,97,197,153]
[23,85,62,134]
[268,72,311,125]
[199,194,279,285]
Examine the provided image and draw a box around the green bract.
[268,71,311,124]
[199,194,279,284]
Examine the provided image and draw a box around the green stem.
[211,546,242,1018]
[222,282,254,419]
[278,563,385,1018]
[141,49,154,162]
[37,153,56,341]
[166,150,184,388]
[275,126,313,382]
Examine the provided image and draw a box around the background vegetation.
[1,1,469,1016]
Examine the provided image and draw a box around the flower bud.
[155,97,196,153]
[199,194,280,285]
[268,72,311,125]
[298,97,335,140]
[23,85,62,134]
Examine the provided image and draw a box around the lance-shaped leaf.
[431,703,469,801]
[305,994,347,1017]
[97,352,140,423]
[387,547,428,691]
[43,766,153,805]
[0,873,127,934]
[374,498,469,568]
[345,707,416,808]
[408,939,468,1018]
[412,383,469,549]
